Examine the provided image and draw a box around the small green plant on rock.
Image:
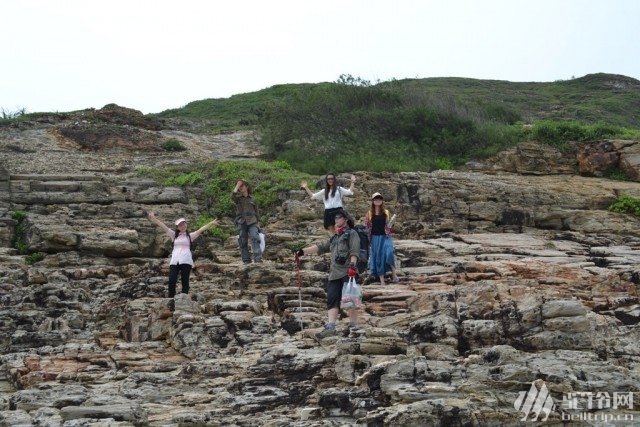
[607,167,630,182]
[160,138,186,152]
[10,211,29,254]
[26,252,45,265]
[608,195,640,217]
[10,211,45,264]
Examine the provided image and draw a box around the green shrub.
[160,138,186,152]
[607,168,630,181]
[137,159,315,221]
[435,158,453,170]
[10,211,29,255]
[10,211,43,262]
[530,121,627,147]
[608,195,640,217]
[165,171,205,186]
[25,252,45,265]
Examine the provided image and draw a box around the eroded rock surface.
[0,107,639,425]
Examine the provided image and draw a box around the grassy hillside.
[154,73,640,174]
[155,73,640,129]
[5,73,635,175]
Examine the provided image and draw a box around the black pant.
[168,263,192,297]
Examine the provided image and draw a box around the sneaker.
[243,260,251,265]
[345,326,365,338]
[254,258,263,263]
[315,327,338,339]
[391,277,400,283]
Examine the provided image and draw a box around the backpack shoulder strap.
[173,232,193,250]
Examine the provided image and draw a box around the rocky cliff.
[0,106,639,426]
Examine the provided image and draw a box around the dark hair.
[174,229,192,248]
[240,180,251,195]
[324,172,337,200]
[369,198,386,219]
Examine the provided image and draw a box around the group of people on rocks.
[147,173,399,338]
[296,173,400,337]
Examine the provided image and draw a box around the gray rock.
[2,123,640,426]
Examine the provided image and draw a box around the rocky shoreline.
[0,108,639,426]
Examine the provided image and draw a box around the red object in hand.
[348,266,357,277]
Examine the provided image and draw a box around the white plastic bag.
[340,277,362,309]
[259,232,266,252]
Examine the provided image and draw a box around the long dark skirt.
[369,235,395,279]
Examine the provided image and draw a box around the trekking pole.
[296,254,304,332]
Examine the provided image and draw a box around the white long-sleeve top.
[165,231,196,265]
[311,187,353,209]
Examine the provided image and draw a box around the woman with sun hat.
[147,211,219,297]
[363,192,399,285]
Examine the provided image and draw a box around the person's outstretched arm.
[348,174,356,193]
[295,244,319,257]
[191,218,220,239]
[147,211,172,234]
[300,181,314,198]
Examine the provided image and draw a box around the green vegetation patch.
[10,211,45,265]
[137,159,316,223]
[160,138,186,152]
[608,195,640,217]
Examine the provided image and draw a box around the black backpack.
[349,225,370,274]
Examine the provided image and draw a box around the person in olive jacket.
[296,210,360,338]
[232,179,263,264]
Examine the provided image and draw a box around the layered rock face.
[0,109,639,426]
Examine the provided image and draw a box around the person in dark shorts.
[301,172,356,235]
[295,210,360,338]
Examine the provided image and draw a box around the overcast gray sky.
[3,0,639,115]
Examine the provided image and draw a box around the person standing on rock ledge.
[232,179,263,264]
[295,209,361,339]
[301,172,356,236]
[363,192,399,285]
[147,211,219,297]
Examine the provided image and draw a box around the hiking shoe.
[343,326,357,337]
[315,327,338,339]
[344,326,364,338]
[254,258,263,263]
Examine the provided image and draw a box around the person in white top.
[147,211,219,297]
[301,172,356,235]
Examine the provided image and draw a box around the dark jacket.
[317,227,360,281]
[232,192,260,226]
